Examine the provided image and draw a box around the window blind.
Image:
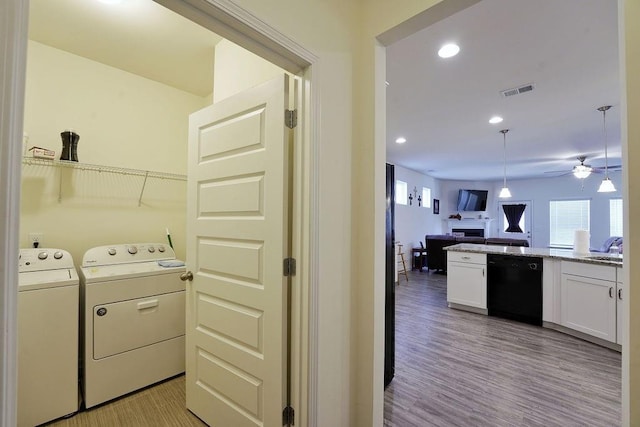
[395,180,407,205]
[549,200,590,247]
[610,198,623,236]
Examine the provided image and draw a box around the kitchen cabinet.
[617,267,624,345]
[560,261,618,342]
[447,251,486,309]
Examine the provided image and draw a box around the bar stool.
[396,243,409,283]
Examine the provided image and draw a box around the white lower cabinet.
[447,252,487,309]
[617,267,624,345]
[560,261,618,343]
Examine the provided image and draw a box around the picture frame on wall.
[433,199,439,215]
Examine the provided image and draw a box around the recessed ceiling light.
[438,43,460,58]
[489,116,504,124]
[395,137,407,144]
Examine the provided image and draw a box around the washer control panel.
[19,248,75,272]
[82,243,176,267]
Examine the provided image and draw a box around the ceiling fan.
[545,156,622,179]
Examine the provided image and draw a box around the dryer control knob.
[158,246,165,253]
[128,246,138,255]
[108,248,117,256]
[148,246,155,253]
[53,251,63,259]
[38,251,48,260]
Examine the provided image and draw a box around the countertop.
[444,243,623,267]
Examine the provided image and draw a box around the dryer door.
[93,290,185,359]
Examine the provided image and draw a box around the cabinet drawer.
[448,251,486,265]
[561,261,616,282]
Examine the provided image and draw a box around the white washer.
[78,243,186,408]
[18,248,79,427]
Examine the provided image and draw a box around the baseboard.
[447,302,488,315]
[542,321,621,352]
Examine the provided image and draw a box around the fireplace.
[452,228,485,238]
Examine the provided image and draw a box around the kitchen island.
[444,243,623,351]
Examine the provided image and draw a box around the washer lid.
[80,260,185,283]
[19,269,79,291]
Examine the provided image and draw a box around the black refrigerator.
[384,163,395,388]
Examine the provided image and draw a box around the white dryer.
[78,243,186,408]
[18,248,79,427]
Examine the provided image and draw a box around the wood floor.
[46,375,205,427]
[47,270,621,426]
[384,270,621,427]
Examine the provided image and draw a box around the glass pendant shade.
[598,177,616,193]
[499,187,512,198]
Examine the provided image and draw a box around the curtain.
[503,204,526,233]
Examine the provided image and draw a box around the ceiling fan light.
[598,177,616,193]
[499,187,512,198]
[573,165,592,179]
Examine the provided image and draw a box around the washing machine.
[18,248,79,427]
[78,243,186,408]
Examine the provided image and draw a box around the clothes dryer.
[18,248,79,426]
[78,243,185,408]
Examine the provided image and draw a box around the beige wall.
[212,39,284,103]
[622,1,639,424]
[21,41,208,262]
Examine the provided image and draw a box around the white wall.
[21,41,209,262]
[440,173,623,249]
[393,165,442,256]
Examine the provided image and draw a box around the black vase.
[60,130,79,162]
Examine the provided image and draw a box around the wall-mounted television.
[456,189,488,211]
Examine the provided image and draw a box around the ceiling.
[386,0,621,181]
[28,0,223,97]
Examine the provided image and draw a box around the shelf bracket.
[138,171,149,207]
[58,167,63,203]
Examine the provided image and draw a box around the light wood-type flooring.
[46,375,205,427]
[47,269,620,426]
[384,270,621,427]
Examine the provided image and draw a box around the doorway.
[498,200,532,246]
[7,0,315,425]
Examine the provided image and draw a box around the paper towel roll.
[573,229,590,254]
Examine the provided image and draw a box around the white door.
[498,200,532,245]
[185,75,294,427]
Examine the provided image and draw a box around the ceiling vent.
[500,83,535,98]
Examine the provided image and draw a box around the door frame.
[0,1,319,426]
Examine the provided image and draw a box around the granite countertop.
[444,243,623,267]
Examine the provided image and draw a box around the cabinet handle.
[609,287,614,298]
[462,256,470,260]
[618,288,622,300]
[482,268,485,277]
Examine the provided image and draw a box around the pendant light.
[499,129,512,198]
[596,105,616,193]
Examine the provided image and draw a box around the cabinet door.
[447,261,486,309]
[560,273,616,342]
[617,268,624,345]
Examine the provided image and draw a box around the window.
[610,198,623,236]
[549,199,590,248]
[422,187,431,208]
[395,180,407,205]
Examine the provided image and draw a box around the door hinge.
[283,405,295,425]
[285,109,297,129]
[283,258,296,277]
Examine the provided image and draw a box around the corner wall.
[21,41,208,262]
[393,165,443,254]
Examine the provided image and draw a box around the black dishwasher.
[487,254,543,326]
